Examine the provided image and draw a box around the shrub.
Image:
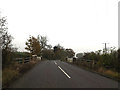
[19,63,33,73]
[2,68,19,87]
[104,70,118,79]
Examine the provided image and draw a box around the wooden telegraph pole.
[102,43,109,54]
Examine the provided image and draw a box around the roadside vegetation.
[2,58,41,88]
[72,48,120,81]
[1,14,119,88]
[1,15,75,88]
[0,16,42,88]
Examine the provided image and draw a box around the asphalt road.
[9,60,118,88]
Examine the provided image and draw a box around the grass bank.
[65,61,120,82]
[2,59,41,88]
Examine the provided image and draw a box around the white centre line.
[54,61,57,65]
[58,66,71,79]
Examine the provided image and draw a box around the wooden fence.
[15,57,31,64]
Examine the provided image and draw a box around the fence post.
[92,60,95,69]
[22,58,24,64]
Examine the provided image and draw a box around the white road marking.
[54,61,57,65]
[58,66,71,79]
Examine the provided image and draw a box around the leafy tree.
[25,36,41,56]
[82,48,119,71]
[76,53,84,59]
[66,48,75,58]
[53,46,59,53]
[58,49,68,60]
[42,49,54,60]
[53,44,75,60]
[53,44,65,59]
[53,45,61,59]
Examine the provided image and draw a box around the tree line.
[0,16,75,69]
[76,48,120,72]
[25,35,75,60]
[1,15,119,73]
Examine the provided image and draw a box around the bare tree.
[0,16,14,68]
[37,35,48,50]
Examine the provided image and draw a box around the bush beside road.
[65,60,120,82]
[2,58,41,88]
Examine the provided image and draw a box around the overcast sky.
[0,0,119,54]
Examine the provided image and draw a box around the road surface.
[9,60,118,88]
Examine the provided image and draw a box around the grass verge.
[2,59,41,88]
[65,61,120,82]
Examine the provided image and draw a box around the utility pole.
[0,11,1,19]
[102,43,109,54]
[0,11,1,34]
[0,11,2,47]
